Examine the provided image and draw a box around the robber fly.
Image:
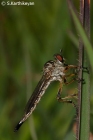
[14,53,83,132]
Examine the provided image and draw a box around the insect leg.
[63,73,76,85]
[57,87,77,108]
[64,65,89,74]
[63,65,78,73]
[64,73,85,85]
[57,84,78,114]
[79,66,89,74]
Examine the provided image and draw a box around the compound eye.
[54,54,63,62]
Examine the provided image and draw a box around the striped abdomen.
[14,75,52,131]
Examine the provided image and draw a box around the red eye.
[54,54,63,62]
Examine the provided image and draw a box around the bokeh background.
[0,0,93,140]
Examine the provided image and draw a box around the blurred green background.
[0,0,93,140]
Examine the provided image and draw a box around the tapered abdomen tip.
[14,122,23,132]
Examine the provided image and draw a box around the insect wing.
[24,75,50,115]
[14,74,51,131]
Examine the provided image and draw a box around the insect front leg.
[64,65,78,73]
[64,64,89,74]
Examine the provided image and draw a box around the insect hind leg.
[57,91,76,107]
[57,88,78,115]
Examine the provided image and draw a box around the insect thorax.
[43,60,65,82]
